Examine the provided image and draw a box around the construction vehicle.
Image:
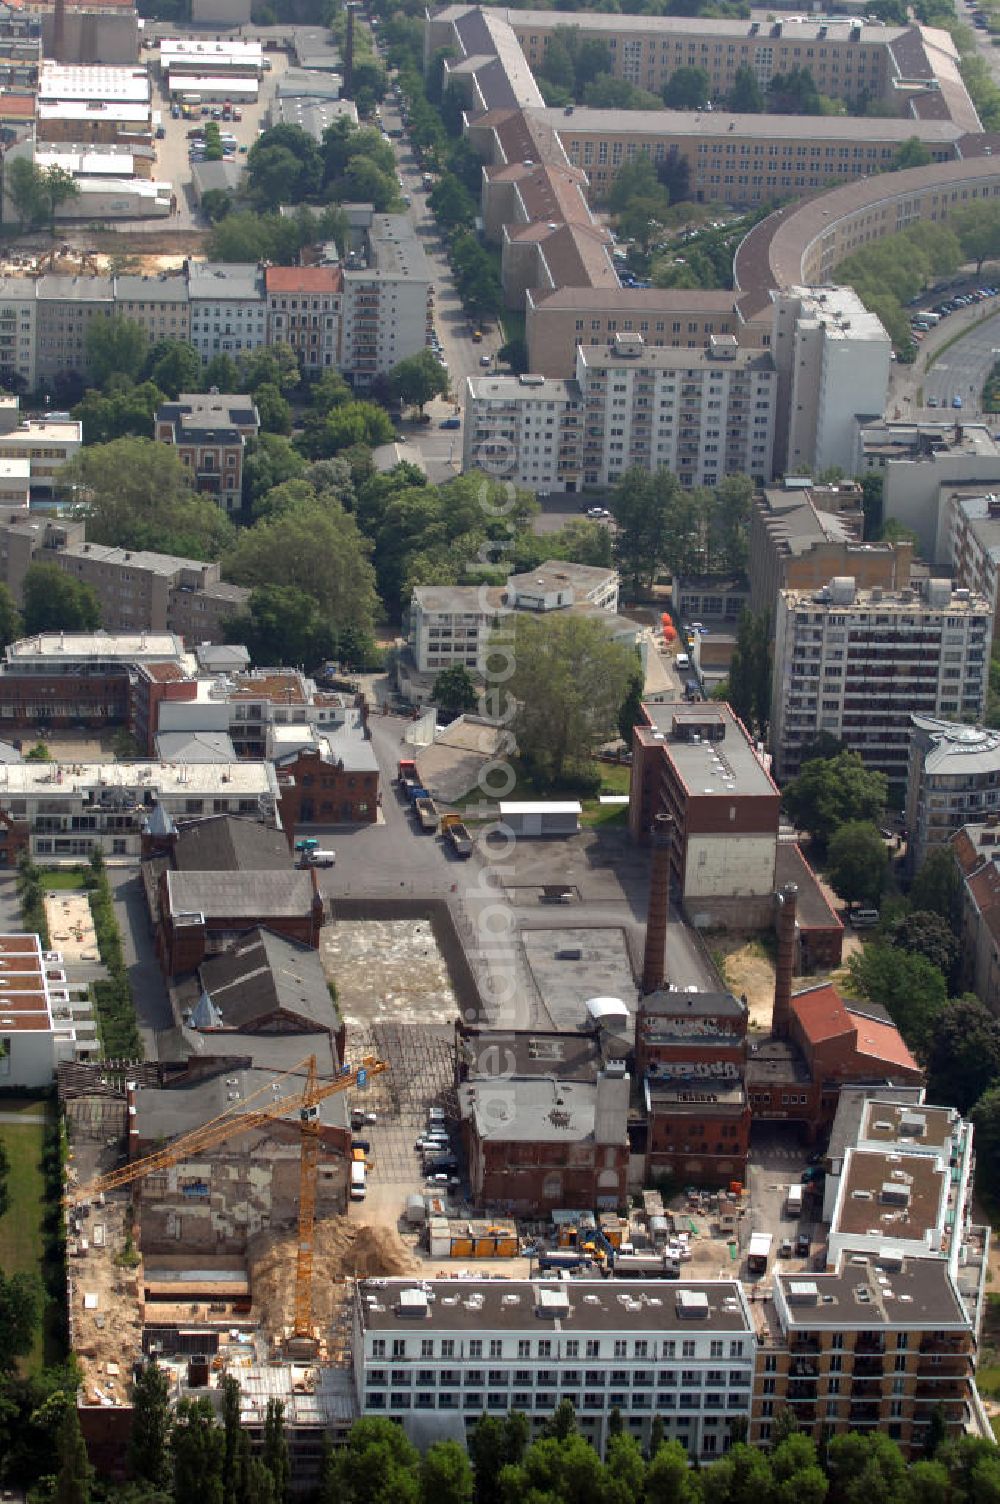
[440,812,473,857]
[414,796,438,832]
[397,757,417,784]
[406,782,430,807]
[68,1054,387,1348]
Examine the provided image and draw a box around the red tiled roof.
[846,1008,921,1075]
[950,826,981,876]
[265,266,342,294]
[791,983,855,1046]
[967,860,1000,944]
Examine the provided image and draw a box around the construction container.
[428,1217,451,1258]
[450,1237,474,1258]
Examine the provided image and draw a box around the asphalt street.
[921,312,1000,418]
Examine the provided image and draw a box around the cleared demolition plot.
[321,918,459,1031]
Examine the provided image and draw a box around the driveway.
[109,868,172,1057]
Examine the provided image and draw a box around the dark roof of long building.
[196,927,335,1033]
[172,815,291,874]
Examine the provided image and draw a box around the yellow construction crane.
[68,1053,388,1343]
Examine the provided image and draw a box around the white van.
[849,908,880,929]
[350,1161,366,1200]
[676,653,690,671]
[305,848,336,867]
[786,1183,803,1216]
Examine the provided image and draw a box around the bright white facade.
[771,576,992,782]
[0,933,88,1086]
[352,1277,756,1457]
[773,286,891,478]
[463,373,581,492]
[340,214,433,385]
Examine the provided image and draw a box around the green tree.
[224,501,379,639]
[129,1360,172,1486]
[428,172,477,233]
[0,584,21,654]
[646,1439,700,1504]
[172,1397,223,1504]
[64,438,234,560]
[221,1374,242,1504]
[954,200,1000,274]
[262,1399,289,1502]
[390,349,450,415]
[826,821,889,908]
[54,1402,91,1504]
[926,995,1000,1113]
[146,339,203,400]
[298,400,394,459]
[617,667,645,746]
[25,741,52,762]
[205,353,240,391]
[847,942,947,1056]
[247,123,322,206]
[8,156,42,229]
[768,65,821,114]
[891,910,959,986]
[893,136,933,170]
[971,1084,1000,1194]
[506,614,639,787]
[727,64,765,111]
[727,609,772,739]
[781,750,887,849]
[663,65,710,107]
[322,1416,422,1504]
[72,380,164,445]
[239,344,300,396]
[85,317,148,387]
[22,563,100,635]
[910,846,962,926]
[253,382,293,436]
[604,1432,645,1504]
[421,1440,473,1504]
[0,1269,41,1369]
[243,434,307,505]
[432,664,478,715]
[609,466,675,594]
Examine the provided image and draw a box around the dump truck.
[440,812,473,857]
[415,796,438,832]
[397,758,417,784]
[406,782,430,806]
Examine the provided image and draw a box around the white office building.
[352,1277,756,1458]
[770,576,992,783]
[463,373,582,492]
[773,286,891,478]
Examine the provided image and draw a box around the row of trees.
[835,203,1000,352]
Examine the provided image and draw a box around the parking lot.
[346,1020,461,1190]
[145,41,287,228]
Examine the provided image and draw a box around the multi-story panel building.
[748,480,911,615]
[155,392,259,514]
[772,286,892,477]
[465,335,776,491]
[0,413,81,499]
[770,576,992,784]
[577,335,775,489]
[265,265,342,371]
[943,489,1000,636]
[905,714,1000,872]
[187,262,267,363]
[340,213,433,385]
[33,274,113,385]
[0,278,37,391]
[113,273,190,345]
[353,1276,756,1459]
[464,373,582,493]
[55,541,248,640]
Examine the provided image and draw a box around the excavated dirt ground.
[249,1219,419,1346]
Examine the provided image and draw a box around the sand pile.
[249,1218,418,1340]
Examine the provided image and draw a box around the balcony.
[848,1405,881,1425]
[852,1357,885,1378]
[790,1338,821,1355]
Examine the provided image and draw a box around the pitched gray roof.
[166,869,317,920]
[172,814,291,873]
[195,927,335,1032]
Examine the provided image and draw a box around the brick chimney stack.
[772,883,799,1039]
[641,814,674,996]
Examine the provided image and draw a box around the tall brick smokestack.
[52,0,65,64]
[772,883,798,1039]
[641,814,674,996]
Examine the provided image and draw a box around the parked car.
[440,417,460,429]
[479,354,491,366]
[953,394,964,409]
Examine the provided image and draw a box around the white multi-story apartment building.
[773,286,892,479]
[340,214,433,386]
[187,262,267,362]
[464,334,776,491]
[463,373,582,493]
[352,1277,756,1458]
[944,490,1000,635]
[0,278,37,392]
[770,576,992,783]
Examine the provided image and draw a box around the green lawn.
[0,1099,51,1372]
[580,762,632,828]
[38,868,87,891]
